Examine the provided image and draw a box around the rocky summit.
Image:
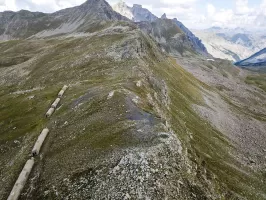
[113,1,208,56]
[0,0,128,40]
[0,0,266,200]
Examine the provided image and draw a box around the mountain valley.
[193,27,266,62]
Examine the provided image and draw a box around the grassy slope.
[0,23,165,199]
[0,23,265,199]
[245,74,266,93]
[141,35,266,199]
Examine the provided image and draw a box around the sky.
[0,0,266,29]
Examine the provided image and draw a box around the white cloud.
[0,0,86,12]
[198,0,266,29]
[110,0,266,29]
[0,0,17,11]
[0,0,5,6]
[235,0,253,15]
[207,3,215,16]
[0,0,265,30]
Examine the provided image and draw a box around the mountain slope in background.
[172,18,208,57]
[0,0,128,40]
[235,48,266,72]
[113,1,157,22]
[193,27,266,62]
[113,1,208,56]
[137,17,202,57]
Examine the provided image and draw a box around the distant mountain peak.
[81,0,107,7]
[0,0,128,39]
[113,1,157,22]
[161,13,167,19]
[115,0,127,6]
[133,4,142,8]
[56,0,128,21]
[112,0,133,20]
[84,0,106,4]
[113,1,208,56]
[79,0,114,11]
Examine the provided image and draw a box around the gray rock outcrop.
[113,1,208,56]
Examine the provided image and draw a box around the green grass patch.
[245,74,266,92]
[139,33,266,198]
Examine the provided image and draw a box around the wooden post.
[7,158,35,200]
[31,128,49,156]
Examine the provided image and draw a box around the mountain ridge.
[235,48,266,72]
[0,0,128,40]
[113,1,208,56]
[0,0,266,199]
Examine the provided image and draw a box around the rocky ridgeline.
[0,0,265,199]
[0,0,128,40]
[0,0,208,56]
[113,1,208,56]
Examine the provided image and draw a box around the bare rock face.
[131,4,158,22]
[173,18,208,56]
[161,13,167,19]
[137,18,205,57]
[113,2,157,23]
[113,1,208,56]
[54,0,128,22]
[0,10,48,39]
[112,0,134,20]
[112,1,157,22]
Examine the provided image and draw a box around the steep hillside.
[1,1,266,200]
[113,1,157,22]
[113,1,208,56]
[172,18,208,56]
[137,18,199,56]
